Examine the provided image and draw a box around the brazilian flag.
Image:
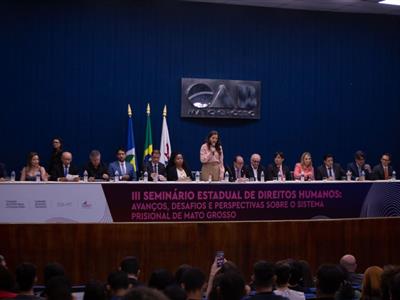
[143,103,153,163]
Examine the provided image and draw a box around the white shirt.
[120,162,126,175]
[177,168,187,180]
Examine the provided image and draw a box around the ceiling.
[183,0,400,16]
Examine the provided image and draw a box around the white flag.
[160,106,171,165]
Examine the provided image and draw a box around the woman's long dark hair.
[167,152,189,171]
[26,152,39,168]
[205,130,222,154]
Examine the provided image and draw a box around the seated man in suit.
[51,151,80,181]
[225,155,246,182]
[244,153,265,182]
[315,154,345,181]
[83,150,109,181]
[109,147,137,181]
[144,150,167,181]
[372,153,394,180]
[0,163,7,181]
[266,152,292,181]
[346,150,372,180]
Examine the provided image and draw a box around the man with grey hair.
[50,151,79,181]
[339,254,363,286]
[83,150,109,181]
[244,153,265,181]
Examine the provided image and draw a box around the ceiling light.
[379,0,400,5]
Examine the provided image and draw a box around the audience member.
[14,262,42,300]
[0,264,16,299]
[45,275,72,300]
[148,269,174,291]
[315,264,344,300]
[391,272,400,300]
[209,271,246,300]
[340,254,363,287]
[107,271,130,300]
[361,266,383,300]
[274,263,305,300]
[163,285,187,300]
[381,265,400,300]
[123,287,169,300]
[180,267,205,300]
[120,256,142,288]
[174,265,192,286]
[83,280,106,300]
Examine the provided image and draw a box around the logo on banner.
[81,201,92,209]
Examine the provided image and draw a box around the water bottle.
[346,170,352,181]
[278,170,282,182]
[10,171,16,182]
[143,171,148,182]
[36,171,41,182]
[83,170,88,182]
[208,174,212,183]
[360,170,365,181]
[260,171,265,182]
[392,171,396,181]
[300,171,305,182]
[195,171,200,182]
[114,170,119,182]
[224,171,229,182]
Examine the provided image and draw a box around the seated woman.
[20,152,48,181]
[167,152,193,181]
[293,152,314,181]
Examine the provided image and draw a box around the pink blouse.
[294,163,314,181]
[200,143,224,180]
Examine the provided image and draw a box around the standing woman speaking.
[200,130,224,181]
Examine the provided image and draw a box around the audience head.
[361,266,383,300]
[107,271,129,296]
[300,152,312,167]
[61,152,73,166]
[298,260,314,288]
[123,287,169,300]
[83,280,106,300]
[274,152,285,166]
[120,256,140,277]
[148,269,174,291]
[287,260,303,287]
[89,150,101,167]
[44,262,65,286]
[391,272,400,300]
[0,255,6,268]
[250,154,261,169]
[316,264,345,296]
[340,254,358,273]
[253,260,275,289]
[209,271,245,300]
[151,150,161,164]
[15,262,37,292]
[175,264,192,285]
[381,153,391,167]
[45,275,72,300]
[180,267,205,295]
[233,155,244,169]
[275,263,291,287]
[26,152,40,168]
[164,284,187,300]
[381,265,400,300]
[116,147,127,162]
[0,264,15,292]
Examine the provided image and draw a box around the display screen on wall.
[181,78,261,119]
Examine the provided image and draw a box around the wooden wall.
[1,218,399,284]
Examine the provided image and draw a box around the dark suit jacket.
[50,163,80,181]
[144,162,167,181]
[167,166,193,181]
[315,163,345,180]
[346,162,372,180]
[0,163,7,178]
[372,164,394,180]
[225,164,246,182]
[266,164,292,181]
[244,165,265,181]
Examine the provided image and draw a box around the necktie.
[236,168,240,179]
[384,167,389,180]
[328,168,332,177]
[64,166,68,176]
[121,163,126,175]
